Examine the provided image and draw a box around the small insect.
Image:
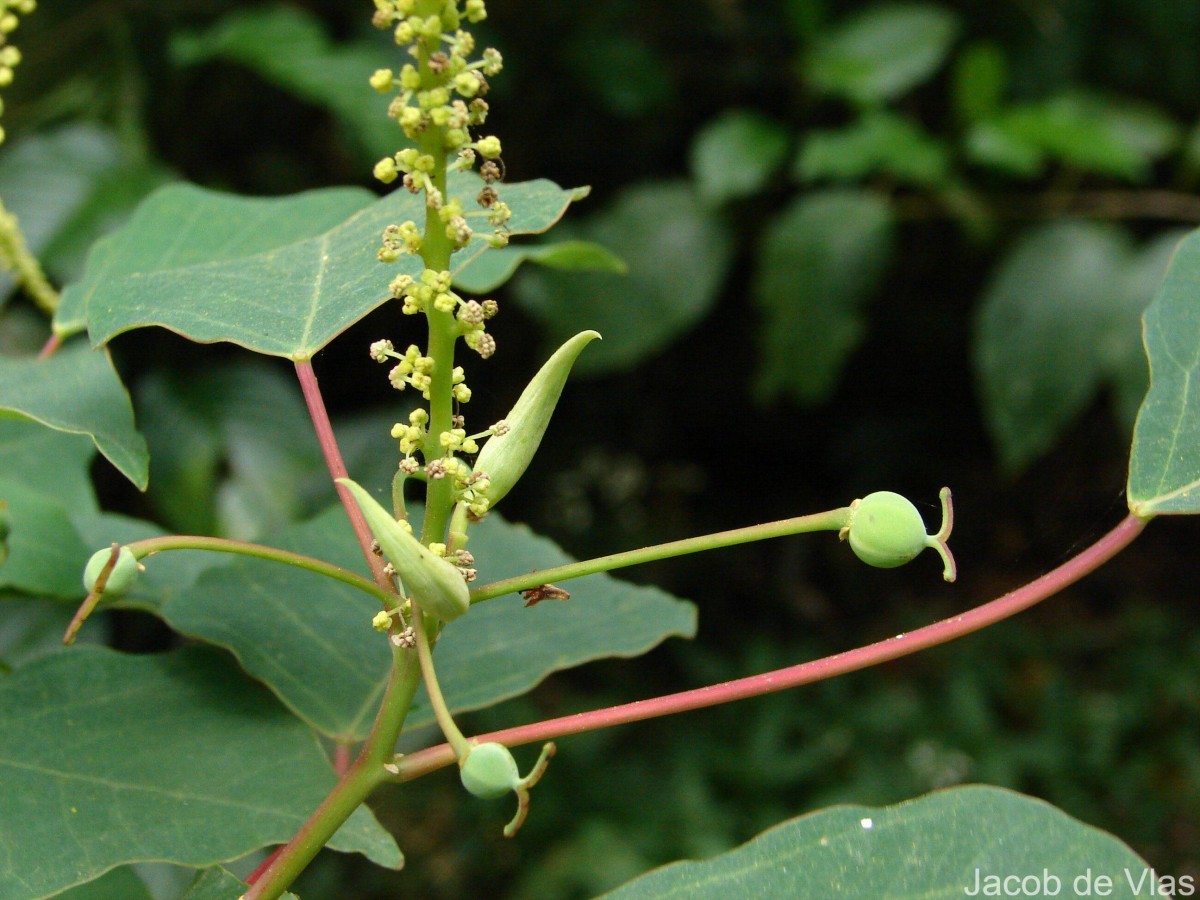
[521,583,571,607]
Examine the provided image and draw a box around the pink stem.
[37,332,62,359]
[394,513,1147,780]
[294,360,393,591]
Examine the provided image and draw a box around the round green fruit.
[847,491,929,569]
[83,546,139,596]
[459,742,519,799]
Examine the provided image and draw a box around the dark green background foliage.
[1,0,1198,896]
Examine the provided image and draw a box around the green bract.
[337,477,470,621]
[459,742,520,799]
[473,330,601,507]
[843,488,957,581]
[83,545,140,596]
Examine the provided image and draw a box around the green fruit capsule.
[83,546,140,596]
[842,488,957,582]
[473,330,601,509]
[338,477,471,621]
[459,742,520,799]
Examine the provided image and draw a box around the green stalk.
[412,603,471,758]
[243,647,424,900]
[469,507,854,603]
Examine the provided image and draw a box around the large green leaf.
[689,110,791,207]
[0,646,401,900]
[805,4,960,106]
[753,190,894,405]
[157,505,696,742]
[0,418,97,512]
[137,361,326,539]
[0,479,89,598]
[181,867,298,900]
[81,177,583,359]
[975,223,1181,474]
[513,182,734,375]
[0,341,148,489]
[58,867,152,900]
[603,786,1153,898]
[171,4,398,161]
[1128,228,1200,515]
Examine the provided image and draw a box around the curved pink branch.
[393,513,1147,781]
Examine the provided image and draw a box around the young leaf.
[1128,228,1200,516]
[0,646,401,900]
[690,110,791,206]
[603,786,1154,898]
[805,4,960,106]
[753,189,894,405]
[0,341,148,489]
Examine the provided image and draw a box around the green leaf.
[181,867,298,900]
[453,240,627,294]
[689,110,791,206]
[1128,228,1200,515]
[0,341,148,489]
[974,223,1178,474]
[82,176,584,359]
[805,4,960,106]
[563,33,674,118]
[0,646,401,900]
[966,93,1180,181]
[0,125,168,313]
[0,598,109,672]
[171,5,399,161]
[136,361,325,539]
[0,479,90,599]
[753,190,894,405]
[159,505,696,742]
[58,867,152,900]
[795,110,950,187]
[0,418,97,512]
[513,182,734,375]
[603,785,1153,898]
[952,42,1008,124]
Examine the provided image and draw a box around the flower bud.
[83,546,140,596]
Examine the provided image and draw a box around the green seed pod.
[338,477,471,621]
[459,742,520,799]
[83,546,140,596]
[473,330,601,508]
[843,488,957,582]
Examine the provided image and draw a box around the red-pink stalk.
[393,513,1148,780]
[294,360,393,591]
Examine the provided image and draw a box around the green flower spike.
[459,741,557,837]
[840,487,956,582]
[338,477,471,621]
[473,330,601,508]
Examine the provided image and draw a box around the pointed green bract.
[338,477,470,621]
[1128,228,1200,515]
[474,330,601,506]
